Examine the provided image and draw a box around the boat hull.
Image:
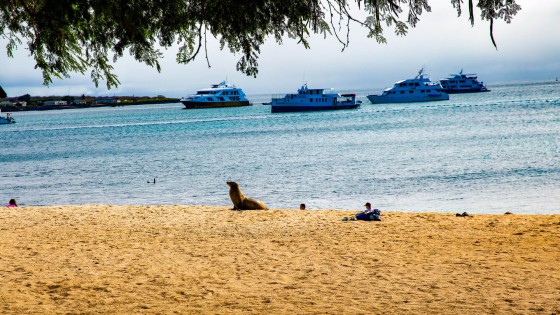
[271,104,360,113]
[182,100,251,109]
[367,94,449,104]
[0,117,15,124]
[442,88,490,94]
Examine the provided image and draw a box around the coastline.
[1,98,180,112]
[1,205,558,314]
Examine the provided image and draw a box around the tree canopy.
[1,0,520,89]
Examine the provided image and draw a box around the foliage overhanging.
[0,0,520,89]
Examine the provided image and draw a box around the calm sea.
[1,81,559,214]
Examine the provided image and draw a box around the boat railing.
[337,94,356,104]
[271,93,296,101]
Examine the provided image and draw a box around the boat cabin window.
[400,91,405,94]
[409,91,414,93]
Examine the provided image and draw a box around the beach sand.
[1,205,559,314]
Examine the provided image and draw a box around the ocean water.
[1,81,559,214]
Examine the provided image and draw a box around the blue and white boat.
[439,69,490,93]
[367,68,449,104]
[270,84,361,113]
[181,81,251,109]
[0,110,15,124]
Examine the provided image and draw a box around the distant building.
[1,99,26,107]
[73,99,86,105]
[94,98,117,104]
[43,100,67,106]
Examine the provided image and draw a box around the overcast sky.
[1,1,559,98]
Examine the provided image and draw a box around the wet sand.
[1,205,559,314]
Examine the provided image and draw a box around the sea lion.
[226,181,268,210]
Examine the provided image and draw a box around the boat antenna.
[416,67,425,79]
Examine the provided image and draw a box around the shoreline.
[1,205,559,314]
[1,99,181,112]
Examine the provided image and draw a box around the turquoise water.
[1,81,559,213]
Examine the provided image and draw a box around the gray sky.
[1,1,559,97]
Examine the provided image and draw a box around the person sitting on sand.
[300,203,306,210]
[7,199,17,207]
[355,202,381,221]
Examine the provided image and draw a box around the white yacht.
[439,69,490,93]
[270,84,361,113]
[0,109,15,124]
[367,68,449,104]
[181,81,251,109]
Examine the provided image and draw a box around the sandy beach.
[1,205,559,314]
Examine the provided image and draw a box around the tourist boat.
[181,81,251,109]
[270,84,361,113]
[367,68,449,104]
[0,110,15,124]
[439,69,490,93]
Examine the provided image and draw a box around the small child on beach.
[6,199,17,207]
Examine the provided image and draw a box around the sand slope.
[1,205,559,314]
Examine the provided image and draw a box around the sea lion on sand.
[227,181,268,210]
